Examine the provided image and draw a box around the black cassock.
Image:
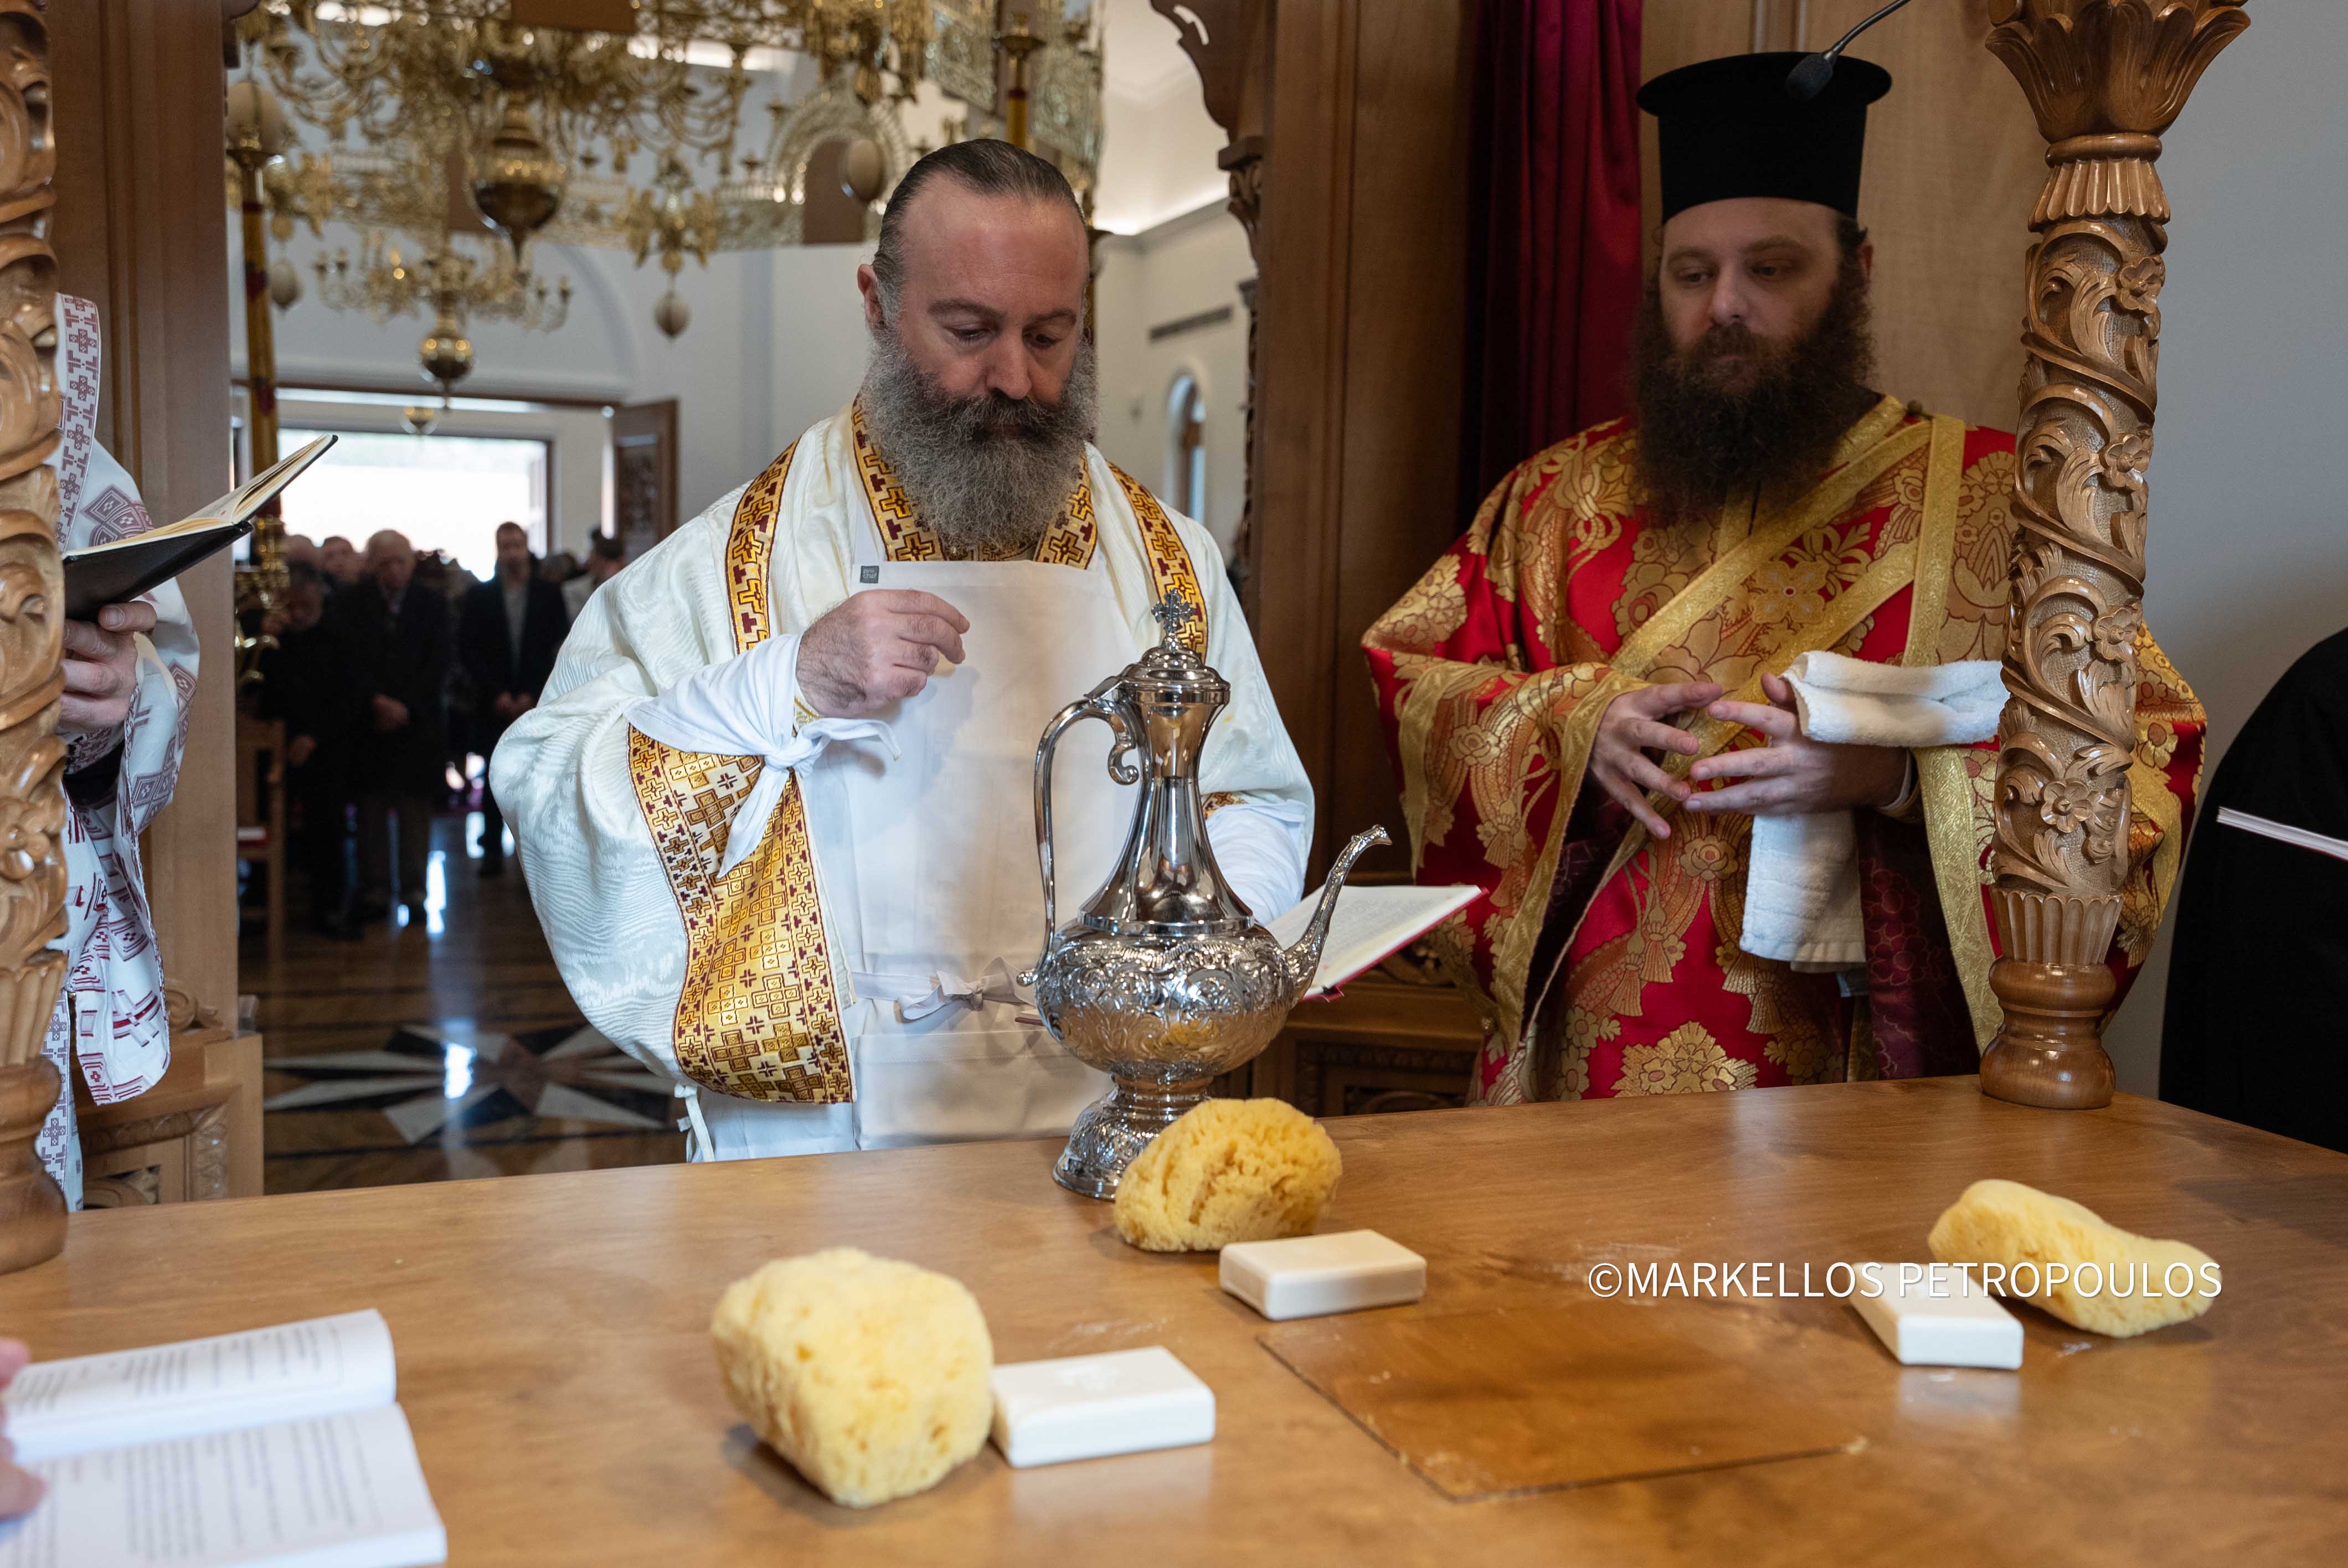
[2161,626,2348,1153]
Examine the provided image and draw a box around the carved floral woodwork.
[0,0,68,1272]
[80,1102,233,1206]
[164,977,227,1034]
[1980,0,2246,1108]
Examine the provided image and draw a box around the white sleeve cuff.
[626,633,803,759]
[1208,800,1310,924]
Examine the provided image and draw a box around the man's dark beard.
[1629,257,1878,528]
[861,322,1096,559]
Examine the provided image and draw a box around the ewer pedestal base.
[1054,1075,1215,1199]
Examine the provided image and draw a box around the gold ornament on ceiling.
[313,231,574,391]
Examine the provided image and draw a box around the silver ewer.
[1023,596,1388,1198]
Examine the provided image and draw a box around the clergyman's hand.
[1589,680,1722,840]
[0,1338,44,1519]
[797,590,970,719]
[59,600,157,739]
[1683,672,1907,817]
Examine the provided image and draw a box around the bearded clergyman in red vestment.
[1363,54,2203,1105]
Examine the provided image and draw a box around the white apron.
[692,554,1137,1159]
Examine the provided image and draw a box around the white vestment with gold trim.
[494,404,1311,1158]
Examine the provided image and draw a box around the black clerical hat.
[1638,52,1892,223]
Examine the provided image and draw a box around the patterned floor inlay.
[249,809,689,1192]
[265,1020,677,1142]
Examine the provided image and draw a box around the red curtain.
[1461,0,1645,509]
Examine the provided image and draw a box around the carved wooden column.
[1980,0,2248,1108]
[0,0,71,1272]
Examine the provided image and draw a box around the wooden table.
[6,1079,2345,1565]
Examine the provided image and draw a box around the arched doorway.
[1167,370,1207,523]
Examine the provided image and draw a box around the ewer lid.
[1121,596,1227,714]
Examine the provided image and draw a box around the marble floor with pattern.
[248,812,688,1193]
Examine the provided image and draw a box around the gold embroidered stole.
[843,400,1208,656]
[849,398,1100,568]
[1503,402,1955,1043]
[1903,419,2004,1050]
[627,441,855,1104]
[1105,461,1209,656]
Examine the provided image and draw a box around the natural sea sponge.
[1927,1178,2221,1338]
[709,1248,994,1507]
[1114,1097,1343,1252]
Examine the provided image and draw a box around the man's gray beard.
[861,323,1098,559]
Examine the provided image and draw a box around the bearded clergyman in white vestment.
[493,141,1311,1160]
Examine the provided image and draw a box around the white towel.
[1780,650,2007,747]
[625,632,900,876]
[1739,653,2004,971]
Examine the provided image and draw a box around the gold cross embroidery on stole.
[627,440,856,1104]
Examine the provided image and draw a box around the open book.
[0,1310,445,1568]
[1268,882,1479,999]
[63,434,338,621]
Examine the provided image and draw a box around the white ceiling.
[1092,0,1227,234]
[1101,0,1207,110]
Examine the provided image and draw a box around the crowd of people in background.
[260,523,621,937]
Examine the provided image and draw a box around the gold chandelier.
[313,230,574,388]
[239,2,1104,383]
[243,1,941,251]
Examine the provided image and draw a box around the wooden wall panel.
[52,3,239,1026]
[1327,0,1477,874]
[1252,0,1475,877]
[1252,0,1356,873]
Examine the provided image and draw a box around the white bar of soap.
[1218,1229,1427,1321]
[1850,1262,2024,1369]
[989,1346,1214,1468]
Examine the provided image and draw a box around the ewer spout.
[1280,826,1391,993]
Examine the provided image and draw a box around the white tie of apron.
[852,958,1035,1022]
[1739,651,2005,971]
[623,632,898,877]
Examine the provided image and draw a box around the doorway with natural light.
[276,426,551,576]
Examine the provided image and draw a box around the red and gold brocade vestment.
[1363,396,2203,1105]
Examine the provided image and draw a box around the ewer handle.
[1028,677,1138,975]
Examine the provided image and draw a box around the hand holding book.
[58,600,156,741]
